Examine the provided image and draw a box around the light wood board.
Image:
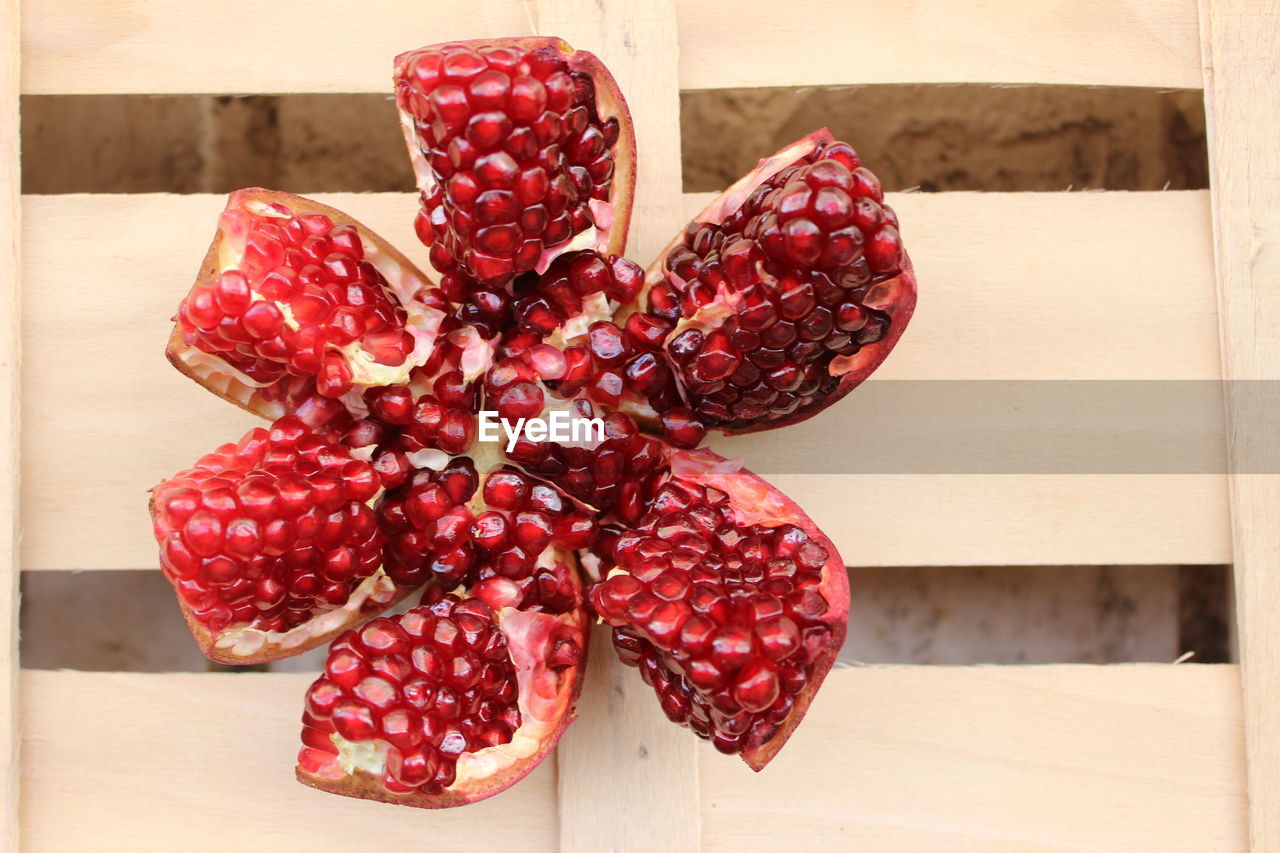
[19,191,1228,570]
[1199,1,1280,849]
[530,2,700,851]
[20,0,1203,95]
[18,665,1246,852]
[2,0,20,848]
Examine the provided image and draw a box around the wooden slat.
[533,3,700,852]
[1198,1,1280,849]
[701,665,1247,851]
[18,190,1228,571]
[19,665,1246,851]
[19,671,560,853]
[19,0,1203,95]
[678,0,1204,90]
[2,0,19,847]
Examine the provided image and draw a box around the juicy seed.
[299,596,521,795]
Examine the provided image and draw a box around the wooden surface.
[19,191,1228,571]
[701,665,1247,851]
[1199,1,1280,849]
[532,3,700,851]
[2,0,20,848]
[18,666,1246,852]
[19,0,1202,95]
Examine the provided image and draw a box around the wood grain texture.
[17,666,1246,851]
[701,665,1247,851]
[1198,1,1280,848]
[19,191,1228,570]
[19,0,1203,94]
[19,671,560,853]
[531,2,699,851]
[15,188,1228,568]
[1,0,20,847]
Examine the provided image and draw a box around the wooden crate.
[2,0,1276,850]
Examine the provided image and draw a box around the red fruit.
[168,189,450,429]
[395,39,635,298]
[628,130,916,433]
[585,447,848,770]
[149,416,403,664]
[297,591,587,808]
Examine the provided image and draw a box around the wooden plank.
[1198,2,1280,849]
[701,664,1247,851]
[18,190,1228,571]
[18,666,1246,850]
[1,0,20,847]
[531,2,698,852]
[19,0,1202,95]
[19,671,560,853]
[678,0,1204,90]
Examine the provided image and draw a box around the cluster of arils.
[151,37,915,809]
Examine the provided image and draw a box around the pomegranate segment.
[297,586,587,808]
[634,130,917,433]
[149,416,405,664]
[168,189,449,425]
[585,448,848,769]
[395,38,635,300]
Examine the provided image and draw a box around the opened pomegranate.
[395,38,635,308]
[297,584,586,807]
[149,415,400,664]
[169,189,451,429]
[626,129,917,432]
[151,37,911,807]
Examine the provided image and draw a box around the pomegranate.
[297,584,586,807]
[168,189,451,429]
[150,38,908,806]
[583,447,847,767]
[394,38,635,307]
[149,415,401,664]
[626,129,917,433]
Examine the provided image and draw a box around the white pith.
[210,571,398,657]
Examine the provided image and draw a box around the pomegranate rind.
[295,569,589,807]
[665,448,849,770]
[393,37,636,286]
[637,129,917,435]
[166,188,446,424]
